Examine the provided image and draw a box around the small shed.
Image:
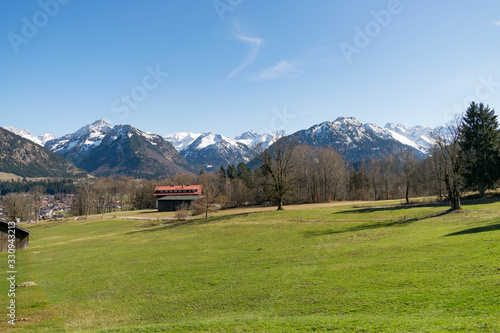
[154,185,204,212]
[0,221,32,252]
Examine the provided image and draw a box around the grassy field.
[1,199,499,332]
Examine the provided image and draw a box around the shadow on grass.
[305,210,452,237]
[445,222,500,237]
[125,213,251,234]
[335,202,448,215]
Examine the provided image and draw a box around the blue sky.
[1,0,500,138]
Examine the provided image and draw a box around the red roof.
[154,185,203,196]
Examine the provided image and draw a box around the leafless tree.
[431,119,463,210]
[4,193,30,222]
[400,148,417,204]
[256,131,296,210]
[30,185,45,223]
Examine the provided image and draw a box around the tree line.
[0,178,78,195]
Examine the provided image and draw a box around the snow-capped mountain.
[46,120,195,178]
[181,133,255,169]
[234,131,277,150]
[2,126,56,146]
[164,132,201,151]
[164,130,277,170]
[383,123,434,153]
[45,119,113,159]
[289,117,428,162]
[38,132,57,146]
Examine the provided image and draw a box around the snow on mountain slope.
[289,117,433,162]
[383,123,435,153]
[181,132,255,169]
[2,127,57,146]
[45,119,113,156]
[166,130,276,154]
[234,131,277,149]
[38,132,56,146]
[164,132,201,151]
[3,127,42,145]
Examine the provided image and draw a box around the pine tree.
[460,102,500,197]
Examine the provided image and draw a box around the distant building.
[0,221,32,252]
[154,185,203,212]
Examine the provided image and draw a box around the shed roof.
[0,221,32,235]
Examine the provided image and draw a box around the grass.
[1,199,500,332]
[0,172,22,181]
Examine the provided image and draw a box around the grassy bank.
[1,199,499,332]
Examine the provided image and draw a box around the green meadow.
[1,199,500,332]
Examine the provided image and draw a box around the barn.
[0,221,32,252]
[154,185,204,212]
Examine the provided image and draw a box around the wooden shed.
[154,185,204,212]
[0,221,32,252]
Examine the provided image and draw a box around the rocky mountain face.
[45,121,195,179]
[0,127,87,178]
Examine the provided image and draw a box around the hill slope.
[0,127,87,178]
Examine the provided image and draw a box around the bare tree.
[400,148,417,204]
[30,185,45,223]
[4,193,30,222]
[431,119,463,210]
[256,131,296,210]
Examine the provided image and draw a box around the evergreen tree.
[460,102,500,197]
[226,164,237,179]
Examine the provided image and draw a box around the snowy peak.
[38,132,56,145]
[384,122,408,135]
[234,130,259,141]
[381,123,435,153]
[3,127,42,145]
[165,130,275,170]
[189,133,240,150]
[45,120,113,157]
[74,119,113,138]
[164,132,201,151]
[304,117,375,147]
[234,131,277,149]
[181,132,255,169]
[2,126,56,146]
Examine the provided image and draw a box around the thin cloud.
[250,60,302,81]
[227,34,264,78]
[495,21,500,26]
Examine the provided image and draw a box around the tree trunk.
[478,183,486,198]
[405,178,410,204]
[450,196,461,210]
[277,198,284,210]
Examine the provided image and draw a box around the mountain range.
[2,117,446,179]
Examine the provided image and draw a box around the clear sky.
[1,0,500,138]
